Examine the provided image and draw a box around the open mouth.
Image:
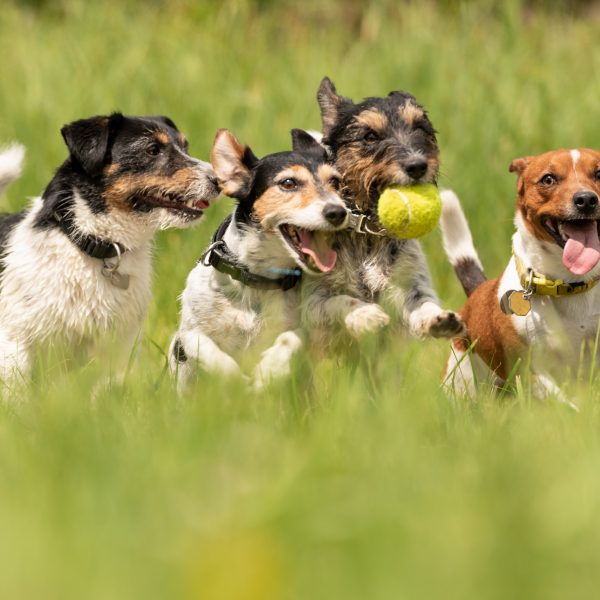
[132,192,211,218]
[278,224,337,273]
[542,216,600,275]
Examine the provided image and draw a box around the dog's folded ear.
[61,113,123,178]
[508,156,531,175]
[291,129,328,162]
[509,156,532,194]
[317,76,352,137]
[211,129,258,198]
[154,115,178,131]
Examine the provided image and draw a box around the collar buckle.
[349,210,388,237]
[201,240,225,266]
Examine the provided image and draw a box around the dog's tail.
[440,189,486,297]
[0,144,25,198]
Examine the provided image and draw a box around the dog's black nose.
[573,190,598,213]
[404,159,428,180]
[323,204,347,226]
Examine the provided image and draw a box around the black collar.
[202,215,302,291]
[50,209,125,260]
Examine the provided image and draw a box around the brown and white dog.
[441,148,600,400]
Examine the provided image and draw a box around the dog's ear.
[509,156,531,194]
[154,115,178,131]
[211,129,258,198]
[317,76,351,137]
[388,90,417,103]
[291,129,328,162]
[61,113,123,178]
[509,156,530,175]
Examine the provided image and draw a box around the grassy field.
[2,0,600,598]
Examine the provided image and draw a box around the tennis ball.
[377,183,442,239]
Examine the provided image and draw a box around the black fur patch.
[454,257,486,297]
[172,338,188,363]
[0,211,25,256]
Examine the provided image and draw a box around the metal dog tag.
[105,269,130,290]
[102,262,130,290]
[500,290,531,316]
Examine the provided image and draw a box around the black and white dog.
[169,128,349,390]
[0,113,218,386]
[301,78,464,349]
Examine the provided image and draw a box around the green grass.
[2,1,600,598]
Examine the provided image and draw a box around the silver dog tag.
[106,269,130,290]
[102,264,130,290]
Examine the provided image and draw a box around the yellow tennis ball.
[377,183,442,238]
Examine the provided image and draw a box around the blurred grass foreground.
[2,1,600,599]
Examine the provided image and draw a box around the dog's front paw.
[423,310,465,338]
[344,303,390,338]
[253,331,302,391]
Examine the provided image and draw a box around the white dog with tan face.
[169,128,349,391]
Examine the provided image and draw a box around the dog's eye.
[329,176,341,191]
[279,178,298,191]
[146,143,161,156]
[363,131,379,144]
[595,169,600,181]
[540,173,557,186]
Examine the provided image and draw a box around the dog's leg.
[388,240,464,338]
[442,344,477,398]
[304,289,390,338]
[169,328,243,392]
[530,371,578,411]
[253,329,303,390]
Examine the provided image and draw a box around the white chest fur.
[0,207,152,345]
[499,225,600,361]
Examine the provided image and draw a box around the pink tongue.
[562,221,600,275]
[299,229,337,272]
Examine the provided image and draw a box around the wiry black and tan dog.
[0,114,218,386]
[301,77,464,348]
[169,128,349,391]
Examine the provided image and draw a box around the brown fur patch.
[211,129,252,197]
[103,163,120,176]
[103,167,198,210]
[154,131,169,145]
[399,102,424,126]
[457,277,524,380]
[355,110,388,132]
[178,133,188,147]
[317,164,341,189]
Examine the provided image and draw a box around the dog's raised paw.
[426,310,465,338]
[344,303,390,338]
[253,331,302,390]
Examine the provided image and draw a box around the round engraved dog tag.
[500,290,531,316]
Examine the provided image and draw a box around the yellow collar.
[513,252,600,297]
